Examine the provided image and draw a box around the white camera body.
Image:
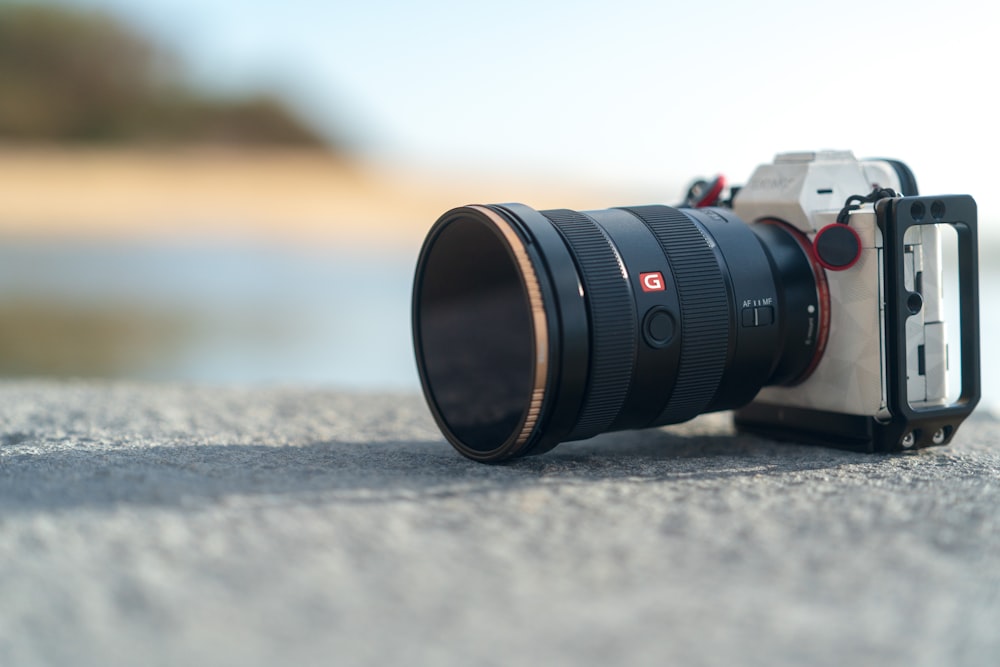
[733,151,956,448]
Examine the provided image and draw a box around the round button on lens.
[643,307,676,348]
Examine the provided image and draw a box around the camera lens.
[413,209,544,456]
[413,203,828,462]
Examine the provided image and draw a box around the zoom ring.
[543,209,637,440]
[622,206,730,424]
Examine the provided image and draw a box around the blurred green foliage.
[0,3,330,147]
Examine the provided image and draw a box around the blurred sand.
[0,148,638,249]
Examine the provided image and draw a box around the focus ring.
[543,209,637,440]
[621,206,730,424]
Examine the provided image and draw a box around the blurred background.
[0,0,997,409]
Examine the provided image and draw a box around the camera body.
[411,149,979,462]
[732,151,979,452]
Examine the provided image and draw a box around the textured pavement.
[0,381,998,666]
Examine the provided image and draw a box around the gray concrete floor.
[1,381,998,666]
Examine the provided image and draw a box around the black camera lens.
[413,203,829,462]
[413,210,544,456]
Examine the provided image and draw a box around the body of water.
[0,241,418,389]
[0,240,995,413]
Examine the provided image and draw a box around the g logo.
[639,271,665,292]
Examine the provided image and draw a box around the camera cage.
[413,150,981,461]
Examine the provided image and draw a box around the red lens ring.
[756,218,831,384]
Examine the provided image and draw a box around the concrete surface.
[0,381,998,667]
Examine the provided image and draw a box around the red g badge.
[639,271,666,292]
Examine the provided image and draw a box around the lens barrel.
[412,203,827,462]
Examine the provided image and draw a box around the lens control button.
[642,307,676,348]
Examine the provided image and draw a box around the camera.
[411,151,980,462]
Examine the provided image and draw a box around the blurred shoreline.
[0,148,995,400]
[5,147,992,250]
[0,147,640,250]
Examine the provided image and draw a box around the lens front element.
[413,207,547,459]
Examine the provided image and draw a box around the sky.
[37,0,1000,223]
